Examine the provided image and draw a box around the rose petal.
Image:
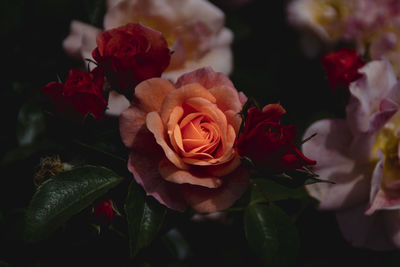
[225,110,242,133]
[128,152,186,212]
[180,166,249,213]
[336,204,394,250]
[346,59,397,135]
[209,85,242,113]
[106,91,130,116]
[160,83,216,124]
[175,67,234,90]
[135,78,176,113]
[302,119,371,210]
[63,20,101,60]
[146,111,189,170]
[159,157,223,188]
[366,189,400,215]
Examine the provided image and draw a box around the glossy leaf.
[251,179,308,203]
[25,165,123,243]
[125,181,167,258]
[244,203,299,267]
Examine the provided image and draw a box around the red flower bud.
[92,23,171,96]
[42,67,107,120]
[321,48,365,90]
[236,104,316,173]
[93,199,115,224]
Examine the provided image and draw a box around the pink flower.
[119,67,249,213]
[302,59,400,250]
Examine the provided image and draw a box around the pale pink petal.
[158,157,223,188]
[128,153,186,211]
[383,210,400,248]
[135,78,176,113]
[346,59,397,135]
[62,20,101,60]
[146,111,189,170]
[368,150,385,208]
[106,91,130,116]
[175,67,234,90]
[336,204,394,250]
[302,119,370,210]
[366,190,400,215]
[180,166,249,213]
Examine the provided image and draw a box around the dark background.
[1,0,399,266]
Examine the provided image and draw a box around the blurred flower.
[119,67,249,213]
[63,0,233,116]
[93,199,115,223]
[302,59,400,250]
[287,0,400,72]
[236,104,316,173]
[42,67,107,120]
[321,48,365,89]
[92,23,171,96]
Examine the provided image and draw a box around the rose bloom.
[119,67,249,213]
[92,23,170,95]
[63,0,233,116]
[236,104,316,173]
[302,59,400,250]
[42,68,107,120]
[321,48,365,90]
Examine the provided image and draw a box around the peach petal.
[146,112,189,170]
[336,204,394,250]
[225,110,242,134]
[203,154,241,177]
[175,67,234,90]
[209,85,242,113]
[303,119,371,210]
[135,78,176,113]
[180,166,249,213]
[160,83,216,124]
[159,157,223,188]
[119,105,146,148]
[127,152,186,212]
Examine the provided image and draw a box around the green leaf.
[125,181,167,258]
[251,179,308,203]
[84,0,106,28]
[161,228,191,261]
[24,165,123,243]
[244,204,300,267]
[17,100,46,146]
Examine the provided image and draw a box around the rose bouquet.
[5,0,400,266]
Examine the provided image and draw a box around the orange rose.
[119,68,249,212]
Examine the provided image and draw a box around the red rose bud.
[93,199,115,224]
[42,67,107,120]
[236,104,316,173]
[92,23,171,96]
[321,48,365,90]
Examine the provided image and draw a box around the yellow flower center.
[372,110,400,192]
